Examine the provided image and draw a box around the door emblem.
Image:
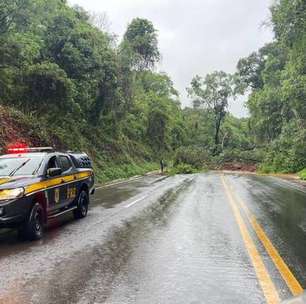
[55,188,60,204]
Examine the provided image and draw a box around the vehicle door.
[45,155,64,213]
[57,155,77,207]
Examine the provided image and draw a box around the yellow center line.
[226,179,304,297]
[221,175,280,304]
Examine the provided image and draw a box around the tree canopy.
[122,18,160,71]
[0,0,305,179]
[187,71,234,151]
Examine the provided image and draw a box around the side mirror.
[47,168,62,177]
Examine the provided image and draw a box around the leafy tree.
[182,108,215,148]
[236,52,266,91]
[234,0,306,172]
[147,103,169,153]
[271,0,306,46]
[122,18,160,71]
[0,0,28,34]
[138,71,179,98]
[23,62,75,112]
[236,43,287,93]
[187,71,234,152]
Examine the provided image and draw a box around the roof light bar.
[6,143,29,154]
[7,147,29,153]
[6,146,54,154]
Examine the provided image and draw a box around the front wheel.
[73,190,89,219]
[18,203,44,241]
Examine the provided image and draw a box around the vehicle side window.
[47,156,59,170]
[58,156,72,173]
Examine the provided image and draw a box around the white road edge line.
[96,176,144,190]
[125,195,148,208]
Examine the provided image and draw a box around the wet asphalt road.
[0,172,305,304]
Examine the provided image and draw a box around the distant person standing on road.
[160,159,164,174]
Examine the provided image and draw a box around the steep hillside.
[0,105,158,182]
[0,105,51,149]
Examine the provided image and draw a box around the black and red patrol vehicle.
[0,144,95,240]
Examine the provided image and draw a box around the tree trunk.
[213,112,224,155]
[214,115,222,146]
[221,132,228,151]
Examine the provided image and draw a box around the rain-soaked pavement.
[0,172,305,304]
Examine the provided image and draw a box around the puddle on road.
[93,187,137,209]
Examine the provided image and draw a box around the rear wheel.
[73,190,89,219]
[18,203,44,241]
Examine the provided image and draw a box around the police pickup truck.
[0,145,95,240]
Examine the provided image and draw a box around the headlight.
[0,188,25,201]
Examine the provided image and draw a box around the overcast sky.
[68,0,274,117]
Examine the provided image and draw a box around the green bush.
[258,163,275,174]
[258,123,306,173]
[169,163,198,175]
[298,169,306,180]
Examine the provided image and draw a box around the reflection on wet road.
[0,173,305,304]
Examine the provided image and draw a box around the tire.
[18,203,44,241]
[73,190,89,219]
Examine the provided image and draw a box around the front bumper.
[0,197,32,228]
[0,214,24,228]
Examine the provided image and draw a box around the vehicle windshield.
[0,157,43,177]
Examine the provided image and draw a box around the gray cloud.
[69,0,274,117]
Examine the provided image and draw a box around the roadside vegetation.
[298,169,306,181]
[0,0,305,181]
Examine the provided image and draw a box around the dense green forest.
[0,0,305,181]
[236,0,306,174]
